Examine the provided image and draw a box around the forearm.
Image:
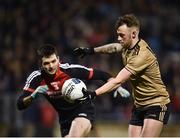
[94,43,122,54]
[95,68,132,96]
[23,96,33,107]
[95,78,121,95]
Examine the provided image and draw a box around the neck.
[129,38,139,49]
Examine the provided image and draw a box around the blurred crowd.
[0,0,180,136]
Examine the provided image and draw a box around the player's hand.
[80,88,97,100]
[31,85,49,99]
[114,86,130,98]
[73,47,94,58]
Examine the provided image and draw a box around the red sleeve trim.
[23,88,35,93]
[88,68,94,79]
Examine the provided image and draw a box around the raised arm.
[73,43,122,58]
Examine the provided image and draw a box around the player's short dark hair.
[37,44,58,59]
[115,14,140,30]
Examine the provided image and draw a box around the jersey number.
[51,82,60,90]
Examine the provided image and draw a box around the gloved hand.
[73,47,94,58]
[80,88,97,100]
[31,85,49,99]
[114,86,130,98]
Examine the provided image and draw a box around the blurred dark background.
[0,0,180,136]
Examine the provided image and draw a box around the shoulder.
[128,39,155,61]
[139,39,153,53]
[60,63,92,71]
[26,70,42,83]
[60,63,70,68]
[138,39,148,47]
[138,39,156,61]
[126,39,156,73]
[127,39,149,61]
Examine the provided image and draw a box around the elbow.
[17,104,24,111]
[112,78,122,87]
[16,99,26,111]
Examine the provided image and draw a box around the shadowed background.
[0,0,180,136]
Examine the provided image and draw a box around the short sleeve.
[125,52,152,75]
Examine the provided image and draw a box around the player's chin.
[119,42,125,47]
[48,70,56,75]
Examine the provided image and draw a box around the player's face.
[117,24,133,49]
[41,54,59,75]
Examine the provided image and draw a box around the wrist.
[24,95,33,101]
[91,91,97,99]
[88,47,95,54]
[23,95,33,107]
[30,93,36,99]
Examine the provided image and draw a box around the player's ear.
[38,59,44,70]
[57,56,62,64]
[57,56,60,62]
[132,31,136,38]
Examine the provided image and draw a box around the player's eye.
[52,59,56,63]
[118,33,124,38]
[43,62,49,66]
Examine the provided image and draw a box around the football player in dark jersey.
[17,44,129,137]
[74,14,171,137]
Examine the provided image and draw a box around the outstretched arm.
[82,68,132,100]
[95,68,132,95]
[94,43,122,54]
[73,43,122,58]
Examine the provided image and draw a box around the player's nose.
[118,36,122,41]
[49,63,53,67]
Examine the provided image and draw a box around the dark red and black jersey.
[23,63,94,93]
[17,63,111,123]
